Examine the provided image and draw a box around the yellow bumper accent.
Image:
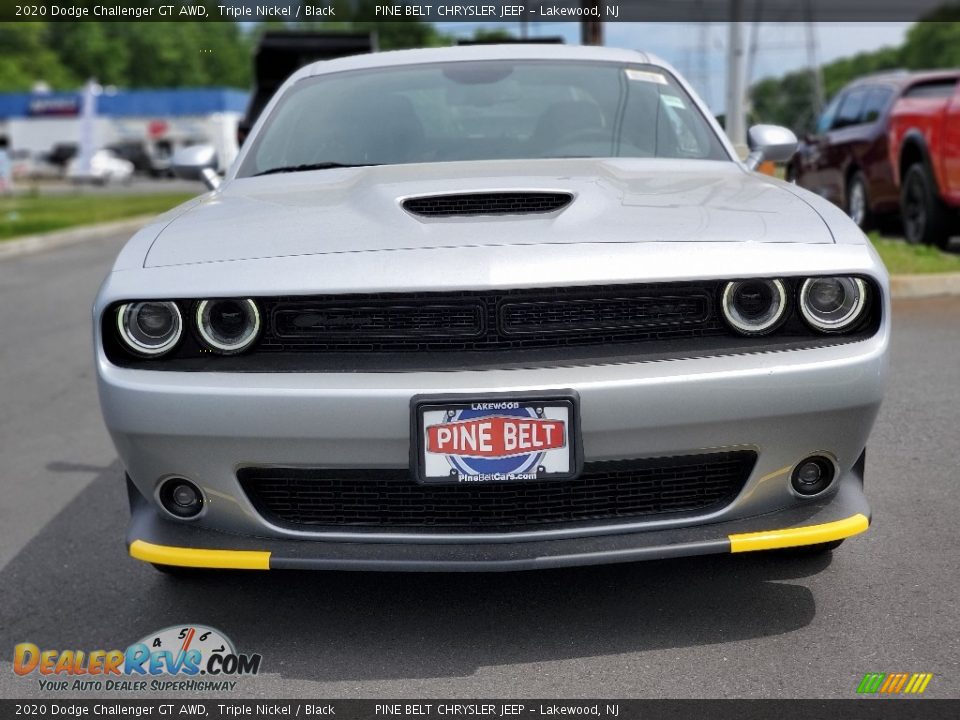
[728,513,869,553]
[129,540,271,570]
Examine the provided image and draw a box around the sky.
[437,21,914,111]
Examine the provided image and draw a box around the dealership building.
[0,87,249,171]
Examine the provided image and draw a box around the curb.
[2,218,960,299]
[0,215,155,262]
[889,272,960,300]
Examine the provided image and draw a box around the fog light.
[791,456,835,496]
[158,477,204,519]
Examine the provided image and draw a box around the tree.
[470,28,517,42]
[1,14,253,92]
[0,22,77,90]
[307,0,454,49]
[900,17,960,69]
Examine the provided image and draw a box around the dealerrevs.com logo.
[13,624,262,693]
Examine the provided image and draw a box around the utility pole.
[804,0,825,117]
[581,1,603,46]
[725,0,747,155]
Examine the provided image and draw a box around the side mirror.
[745,124,798,171]
[172,144,220,190]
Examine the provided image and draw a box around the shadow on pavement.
[0,462,831,682]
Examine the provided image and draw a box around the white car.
[94,45,888,574]
[67,149,134,184]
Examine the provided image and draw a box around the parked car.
[66,149,135,185]
[787,71,958,231]
[888,72,960,247]
[95,45,888,575]
[9,149,61,180]
[45,142,78,170]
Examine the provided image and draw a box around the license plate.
[412,392,580,485]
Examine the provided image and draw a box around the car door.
[818,87,870,206]
[943,82,960,203]
[795,91,843,190]
[858,86,897,210]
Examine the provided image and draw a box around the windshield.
[238,60,729,177]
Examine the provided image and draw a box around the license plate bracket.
[411,390,581,485]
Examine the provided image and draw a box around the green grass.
[869,233,960,275]
[0,192,196,241]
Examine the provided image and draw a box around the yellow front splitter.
[129,539,270,570]
[129,513,870,570]
[728,513,870,553]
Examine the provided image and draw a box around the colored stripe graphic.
[857,673,932,694]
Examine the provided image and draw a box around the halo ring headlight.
[195,298,261,354]
[721,278,788,335]
[116,301,182,357]
[799,277,867,333]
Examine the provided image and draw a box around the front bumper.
[127,470,870,571]
[95,234,890,571]
[100,330,886,538]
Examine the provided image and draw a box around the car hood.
[144,159,833,268]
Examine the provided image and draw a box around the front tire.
[847,171,872,230]
[901,163,951,248]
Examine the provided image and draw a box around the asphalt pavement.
[0,230,958,699]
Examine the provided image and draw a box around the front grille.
[402,192,573,217]
[500,295,711,335]
[102,278,881,371]
[238,451,756,532]
[273,302,484,339]
[258,283,723,355]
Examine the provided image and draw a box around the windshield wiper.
[253,162,379,177]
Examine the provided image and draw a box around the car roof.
[847,69,960,92]
[291,44,658,81]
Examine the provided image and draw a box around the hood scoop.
[402,191,573,218]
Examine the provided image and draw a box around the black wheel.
[846,171,872,230]
[901,163,951,248]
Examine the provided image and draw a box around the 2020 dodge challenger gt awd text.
[94,45,888,573]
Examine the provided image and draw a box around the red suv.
[787,72,958,233]
[888,72,960,248]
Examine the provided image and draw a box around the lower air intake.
[239,451,756,532]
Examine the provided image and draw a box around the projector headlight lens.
[721,278,788,335]
[800,277,867,332]
[196,298,261,354]
[116,301,182,357]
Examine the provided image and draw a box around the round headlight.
[116,301,182,356]
[721,279,788,335]
[196,298,260,354]
[799,277,867,332]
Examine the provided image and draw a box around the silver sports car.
[94,45,888,573]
